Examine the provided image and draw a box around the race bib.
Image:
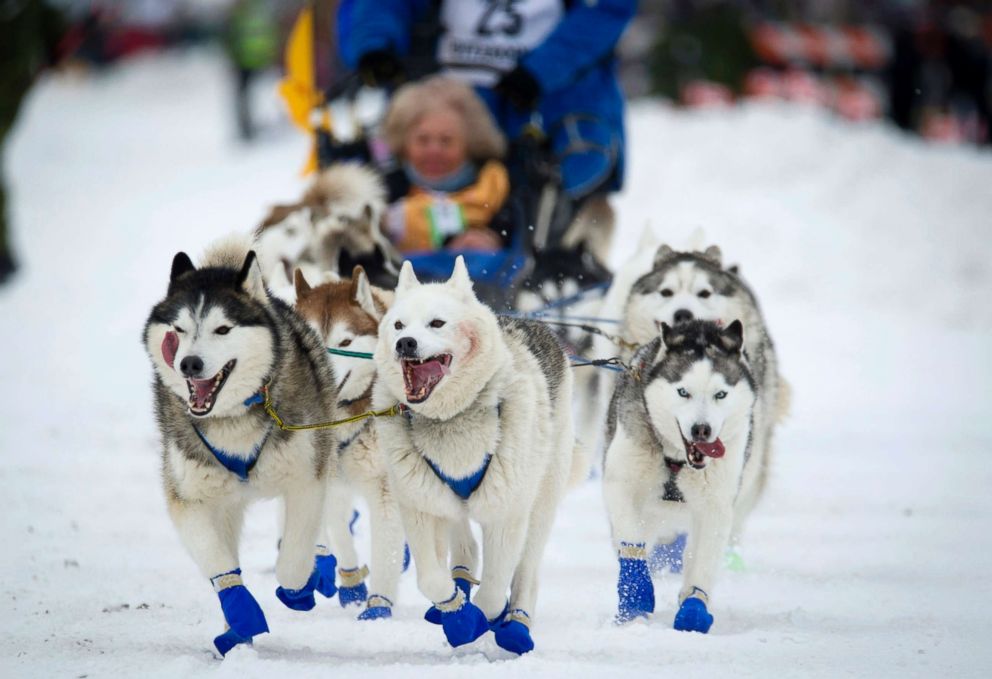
[428,195,466,246]
[437,0,564,86]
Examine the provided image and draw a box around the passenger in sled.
[339,0,635,305]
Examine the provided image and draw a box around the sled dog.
[293,265,408,619]
[371,256,582,654]
[143,237,338,655]
[603,320,756,632]
[586,243,784,547]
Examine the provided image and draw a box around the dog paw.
[673,596,713,633]
[616,553,655,623]
[649,533,687,574]
[211,570,269,643]
[439,597,489,647]
[337,566,369,607]
[314,550,338,598]
[275,568,320,612]
[213,628,252,656]
[338,582,368,607]
[492,609,534,655]
[357,595,393,621]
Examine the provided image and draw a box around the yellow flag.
[278,6,318,130]
[277,6,321,174]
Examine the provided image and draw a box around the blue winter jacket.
[340,0,636,193]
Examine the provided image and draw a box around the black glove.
[357,50,404,87]
[494,66,541,111]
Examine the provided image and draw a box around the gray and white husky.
[586,244,784,548]
[371,257,583,654]
[143,237,338,655]
[603,320,756,633]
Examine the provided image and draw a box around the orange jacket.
[393,160,510,252]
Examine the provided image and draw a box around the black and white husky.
[371,257,584,654]
[143,237,338,655]
[603,320,756,633]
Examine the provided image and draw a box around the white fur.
[372,257,577,628]
[603,353,755,611]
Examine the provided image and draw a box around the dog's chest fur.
[404,393,501,479]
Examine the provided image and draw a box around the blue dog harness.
[402,404,500,500]
[190,392,272,482]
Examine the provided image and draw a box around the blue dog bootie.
[314,545,338,598]
[492,608,535,655]
[210,569,269,656]
[616,542,655,624]
[357,594,393,621]
[674,587,714,633]
[337,565,369,607]
[649,533,687,574]
[435,587,489,648]
[425,565,479,624]
[275,567,320,611]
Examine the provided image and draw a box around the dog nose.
[396,337,418,358]
[674,309,694,324]
[691,423,711,442]
[180,355,204,377]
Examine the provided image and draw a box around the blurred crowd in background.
[4,0,990,143]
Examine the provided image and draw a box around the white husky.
[371,257,581,654]
[603,320,756,633]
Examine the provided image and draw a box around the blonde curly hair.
[383,76,506,162]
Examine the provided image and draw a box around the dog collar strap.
[424,453,493,500]
[192,423,270,482]
[243,391,265,407]
[664,456,684,475]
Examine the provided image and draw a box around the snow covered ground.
[2,50,990,677]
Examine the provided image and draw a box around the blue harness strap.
[402,405,499,500]
[192,423,271,482]
[424,453,493,500]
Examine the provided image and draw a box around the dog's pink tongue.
[162,331,179,369]
[411,360,444,386]
[694,439,725,458]
[190,378,214,407]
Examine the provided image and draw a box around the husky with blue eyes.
[372,256,585,655]
[603,320,757,633]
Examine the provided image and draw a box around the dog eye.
[215,326,231,335]
[714,390,727,400]
[660,289,674,298]
[429,319,446,329]
[677,387,690,398]
[698,290,712,299]
[394,321,404,330]
[174,325,185,334]
[339,338,352,347]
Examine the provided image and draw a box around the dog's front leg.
[356,477,406,620]
[324,479,368,607]
[676,500,733,634]
[474,517,529,621]
[167,496,268,655]
[403,507,488,647]
[274,477,326,612]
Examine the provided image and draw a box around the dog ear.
[237,251,267,302]
[294,267,311,296]
[448,256,475,297]
[170,252,195,284]
[727,263,740,275]
[396,260,420,293]
[720,320,744,354]
[699,245,723,266]
[653,244,676,269]
[351,265,382,321]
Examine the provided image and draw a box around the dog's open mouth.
[401,354,452,403]
[186,360,236,416]
[682,435,725,469]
